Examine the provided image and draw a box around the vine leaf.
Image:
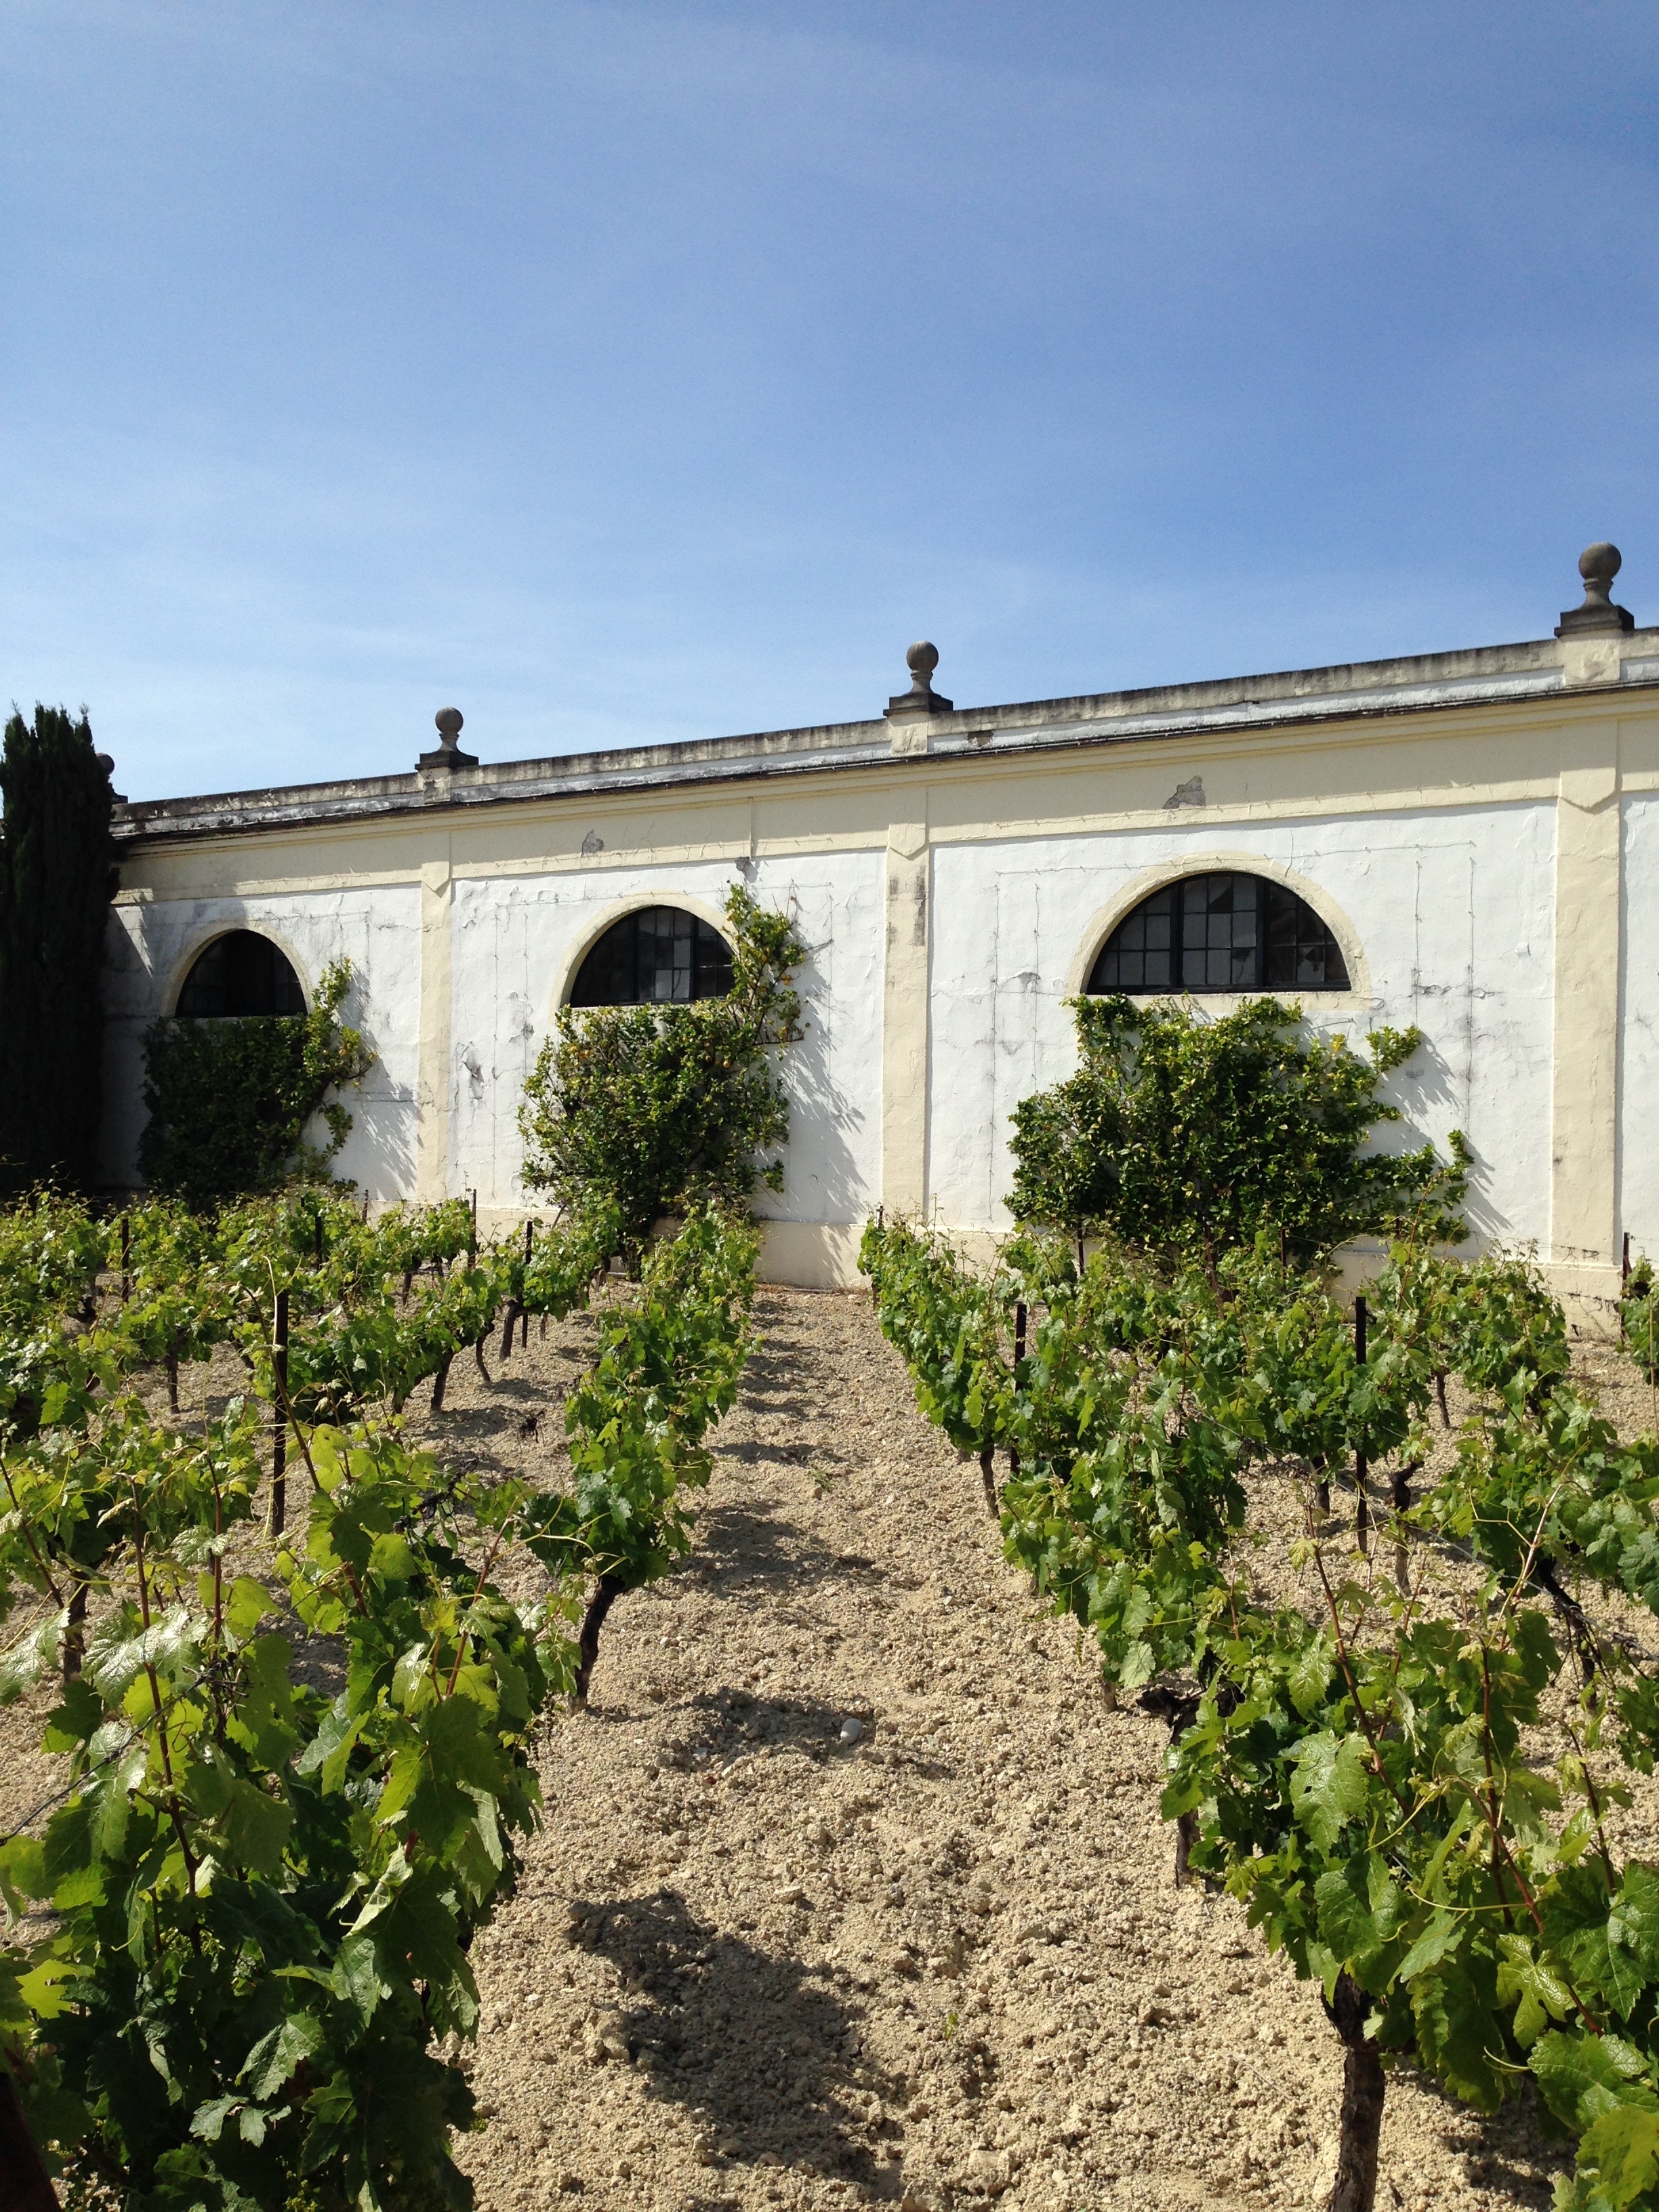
[1409,1954,1507,2111]
[1314,1858,1408,1992]
[1287,1637,1334,1718]
[1608,1866,1659,1981]
[1289,1730,1368,1850]
[0,1834,48,1917]
[41,1675,103,1751]
[1399,1910,1462,1984]
[1549,1864,1652,2022]
[1496,1933,1574,2046]
[1532,2028,1656,2131]
[329,1932,386,2026]
[241,2009,325,2100]
[226,1634,300,1767]
[190,2094,241,2142]
[1576,2101,1659,2209]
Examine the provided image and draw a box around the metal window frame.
[571,906,735,1007]
[1091,873,1348,996]
[176,930,306,1019]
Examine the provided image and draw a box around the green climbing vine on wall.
[518,884,807,1267]
[138,959,374,1209]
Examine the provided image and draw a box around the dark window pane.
[570,907,736,1007]
[1176,874,1258,990]
[636,907,691,1002]
[176,930,306,1017]
[1263,883,1349,991]
[1090,888,1174,992]
[693,916,735,998]
[1088,874,1347,996]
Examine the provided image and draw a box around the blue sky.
[3,1,1656,801]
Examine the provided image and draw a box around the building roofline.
[112,628,1659,848]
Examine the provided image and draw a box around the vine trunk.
[1324,1972,1385,2212]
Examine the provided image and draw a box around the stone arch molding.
[161,922,314,1018]
[546,890,737,1024]
[1063,853,1374,1010]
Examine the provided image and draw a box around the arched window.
[1088,872,1349,996]
[176,931,307,1018]
[569,906,735,1007]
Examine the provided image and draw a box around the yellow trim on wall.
[881,822,931,1216]
[1551,745,1621,1275]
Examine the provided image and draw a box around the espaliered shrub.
[138,958,375,1208]
[1008,994,1469,1266]
[518,884,806,1269]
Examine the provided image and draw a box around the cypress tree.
[0,706,119,1191]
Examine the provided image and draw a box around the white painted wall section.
[444,854,886,1230]
[102,886,422,1200]
[1619,793,1659,1267]
[927,805,1555,1250]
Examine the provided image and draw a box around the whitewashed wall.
[446,853,886,1229]
[927,804,1557,1252]
[1620,795,1659,1265]
[102,886,422,1201]
[102,805,1566,1264]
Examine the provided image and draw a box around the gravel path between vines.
[7,1287,1649,2212]
[417,1289,1586,2212]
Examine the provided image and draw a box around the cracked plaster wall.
[927,806,1557,1255]
[445,854,884,1233]
[96,792,1583,1283]
[102,886,422,1200]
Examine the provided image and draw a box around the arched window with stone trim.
[569,906,735,1007]
[1087,871,1349,996]
[175,930,307,1017]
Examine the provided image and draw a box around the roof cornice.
[113,629,1659,849]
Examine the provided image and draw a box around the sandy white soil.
[414,1290,1580,2212]
[9,1286,1652,2212]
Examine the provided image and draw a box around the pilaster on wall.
[1549,742,1622,1303]
[882,818,930,1218]
[416,855,453,1204]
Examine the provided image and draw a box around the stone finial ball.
[907,641,939,678]
[434,706,465,739]
[1580,542,1622,583]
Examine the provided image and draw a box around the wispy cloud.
[2,0,1655,796]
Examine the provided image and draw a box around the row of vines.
[864,1212,1659,2212]
[0,1183,759,2212]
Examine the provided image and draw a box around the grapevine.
[865,1215,1659,2212]
[0,1189,758,2210]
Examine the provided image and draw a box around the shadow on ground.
[734,1340,817,1420]
[688,1500,846,1593]
[650,1690,954,1784]
[568,1888,907,2192]
[674,1687,861,1764]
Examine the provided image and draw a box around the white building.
[104,546,1659,1324]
